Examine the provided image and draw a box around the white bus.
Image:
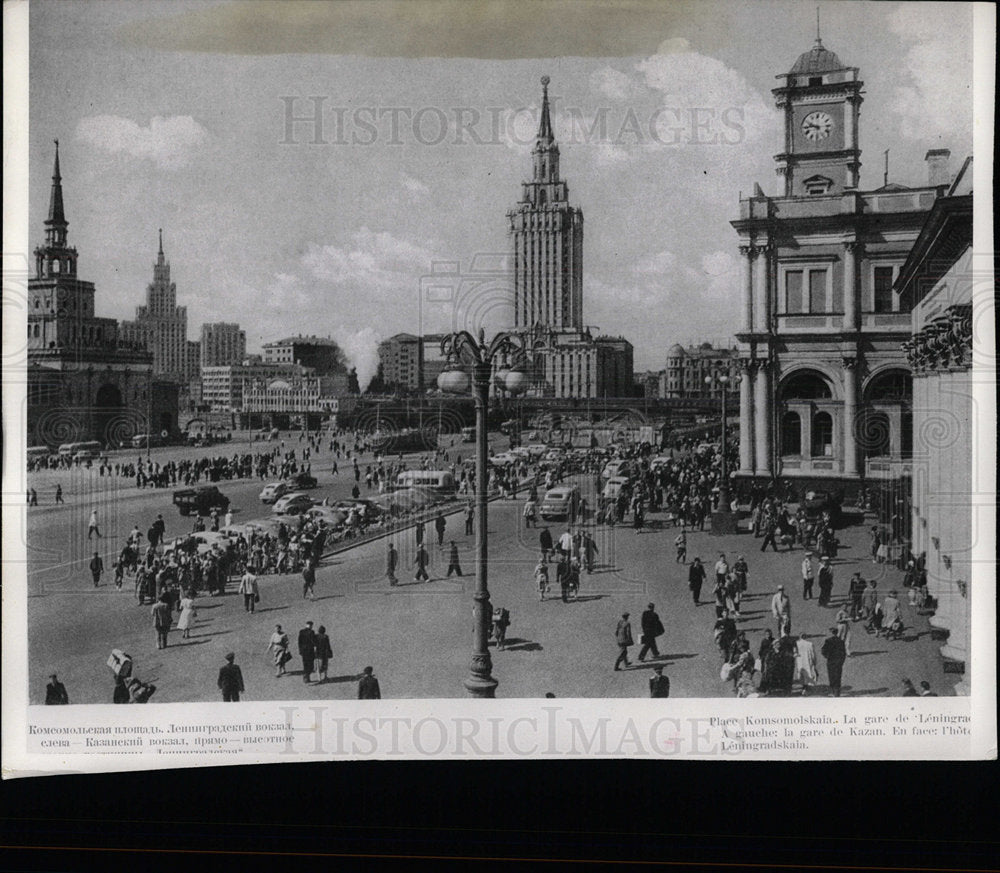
[461,425,476,443]
[57,440,102,458]
[396,470,457,494]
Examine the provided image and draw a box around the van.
[172,485,230,517]
[395,470,457,494]
[58,440,102,458]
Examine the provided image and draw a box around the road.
[22,445,958,702]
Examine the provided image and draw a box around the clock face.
[801,111,833,141]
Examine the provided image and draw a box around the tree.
[347,367,360,395]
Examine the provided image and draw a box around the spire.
[537,75,554,145]
[816,6,821,43]
[45,139,66,229]
[158,228,163,257]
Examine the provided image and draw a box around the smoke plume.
[336,327,382,393]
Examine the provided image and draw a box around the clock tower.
[773,35,863,196]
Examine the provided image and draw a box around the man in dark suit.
[45,673,69,705]
[688,558,706,605]
[217,653,244,702]
[298,621,317,683]
[357,665,381,699]
[649,665,670,698]
[821,626,847,697]
[638,603,664,661]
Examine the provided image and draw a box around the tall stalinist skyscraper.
[504,78,632,399]
[508,76,584,331]
[120,230,200,383]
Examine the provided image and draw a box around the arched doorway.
[93,383,125,448]
[777,369,838,472]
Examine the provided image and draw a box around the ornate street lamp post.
[706,373,737,535]
[439,329,526,697]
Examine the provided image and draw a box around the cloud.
[302,227,438,293]
[75,115,209,169]
[887,5,973,143]
[590,66,635,101]
[400,172,430,197]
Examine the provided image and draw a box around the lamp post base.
[710,509,740,536]
[463,675,499,698]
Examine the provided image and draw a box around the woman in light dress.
[177,590,197,639]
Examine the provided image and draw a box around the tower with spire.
[27,142,163,447]
[503,78,633,399]
[508,76,584,331]
[120,229,200,382]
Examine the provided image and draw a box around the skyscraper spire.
[158,228,164,258]
[46,139,66,229]
[537,75,554,144]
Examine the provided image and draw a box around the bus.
[57,440,102,458]
[395,470,457,495]
[461,425,476,443]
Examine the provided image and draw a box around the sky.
[25,0,976,376]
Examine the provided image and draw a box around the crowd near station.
[30,418,941,702]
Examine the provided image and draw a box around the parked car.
[602,476,631,502]
[540,485,581,521]
[272,492,314,516]
[285,471,318,490]
[259,481,291,504]
[172,486,230,517]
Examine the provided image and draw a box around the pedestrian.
[674,528,687,563]
[45,673,69,705]
[55,484,64,504]
[29,487,38,506]
[238,569,259,613]
[901,678,919,697]
[302,561,316,600]
[523,497,537,528]
[801,552,815,600]
[87,508,102,540]
[358,665,382,699]
[770,585,792,636]
[919,680,938,697]
[414,544,430,582]
[152,593,172,649]
[614,612,633,671]
[446,541,463,577]
[113,676,131,704]
[314,625,333,682]
[821,626,847,697]
[217,652,245,702]
[89,551,104,588]
[534,559,549,601]
[177,589,197,639]
[817,556,834,606]
[298,621,316,683]
[415,520,425,547]
[688,557,706,605]
[267,624,291,677]
[760,517,778,552]
[649,665,670,698]
[582,531,599,573]
[849,572,866,620]
[638,603,665,661]
[714,553,729,588]
[793,635,818,695]
[386,541,399,586]
[881,589,903,638]
[539,527,553,561]
[861,580,879,620]
[835,605,852,656]
[464,501,475,535]
[434,513,446,546]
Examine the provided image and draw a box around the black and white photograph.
[3,0,994,768]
